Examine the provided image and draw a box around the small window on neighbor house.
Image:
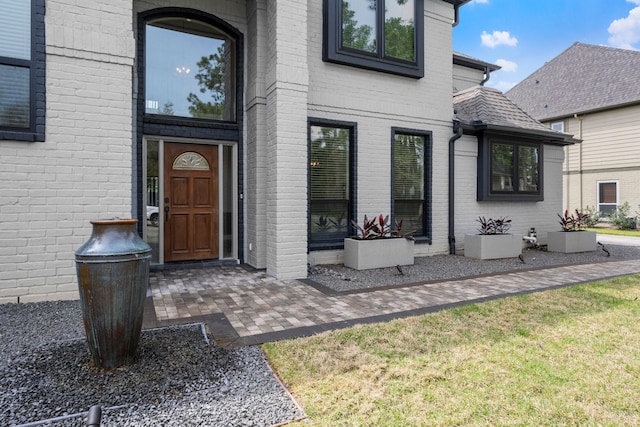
[323,0,424,78]
[551,121,564,132]
[598,181,618,216]
[0,0,45,141]
[478,138,543,201]
[309,121,356,248]
[392,129,431,239]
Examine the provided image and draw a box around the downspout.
[448,119,463,254]
[574,113,584,208]
[449,2,463,254]
[480,65,491,86]
[452,3,461,27]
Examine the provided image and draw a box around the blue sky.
[453,0,640,91]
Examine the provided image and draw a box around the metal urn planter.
[75,219,151,369]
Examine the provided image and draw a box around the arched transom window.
[145,17,236,122]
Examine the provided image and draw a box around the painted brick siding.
[245,0,268,268]
[307,0,456,260]
[454,136,565,248]
[264,1,309,279]
[0,0,135,303]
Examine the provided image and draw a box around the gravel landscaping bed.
[0,301,304,427]
[309,243,640,292]
[3,239,639,426]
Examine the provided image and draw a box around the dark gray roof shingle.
[453,85,578,145]
[506,42,640,121]
[454,85,550,132]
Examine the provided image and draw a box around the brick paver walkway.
[143,259,640,347]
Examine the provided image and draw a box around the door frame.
[143,136,238,265]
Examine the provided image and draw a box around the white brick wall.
[453,136,565,249]
[0,1,135,303]
[306,0,457,261]
[263,0,309,279]
[2,0,532,299]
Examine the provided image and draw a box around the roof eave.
[453,53,501,72]
[461,123,580,146]
[442,0,473,5]
[537,99,640,122]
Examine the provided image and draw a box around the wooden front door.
[164,143,218,262]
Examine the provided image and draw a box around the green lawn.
[588,227,640,237]
[264,275,640,426]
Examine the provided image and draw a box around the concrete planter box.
[464,234,523,260]
[547,231,597,253]
[343,237,414,270]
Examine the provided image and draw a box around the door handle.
[164,206,170,222]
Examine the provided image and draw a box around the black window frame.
[323,0,425,78]
[0,0,46,142]
[477,134,544,202]
[136,8,245,252]
[308,118,358,251]
[138,8,244,139]
[391,127,432,243]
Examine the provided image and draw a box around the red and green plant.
[476,216,512,235]
[350,214,412,240]
[558,209,588,231]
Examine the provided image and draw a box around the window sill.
[144,114,238,129]
[0,130,44,142]
[324,50,424,79]
[309,241,345,252]
[479,194,543,202]
[412,236,432,245]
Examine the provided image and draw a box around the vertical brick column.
[264,1,309,279]
[245,0,268,268]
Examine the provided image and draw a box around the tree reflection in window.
[393,133,425,235]
[145,17,235,121]
[491,143,514,192]
[491,142,539,194]
[341,0,415,61]
[309,125,351,245]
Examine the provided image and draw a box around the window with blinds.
[0,1,31,129]
[598,181,618,215]
[309,122,354,247]
[0,0,45,141]
[392,128,431,240]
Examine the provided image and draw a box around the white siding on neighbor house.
[453,136,565,249]
[559,104,640,213]
[307,0,457,265]
[0,1,135,304]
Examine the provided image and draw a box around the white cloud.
[608,2,640,49]
[488,80,517,92]
[481,31,518,48]
[469,0,489,4]
[495,59,518,72]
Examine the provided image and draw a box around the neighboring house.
[506,42,640,217]
[0,0,574,304]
